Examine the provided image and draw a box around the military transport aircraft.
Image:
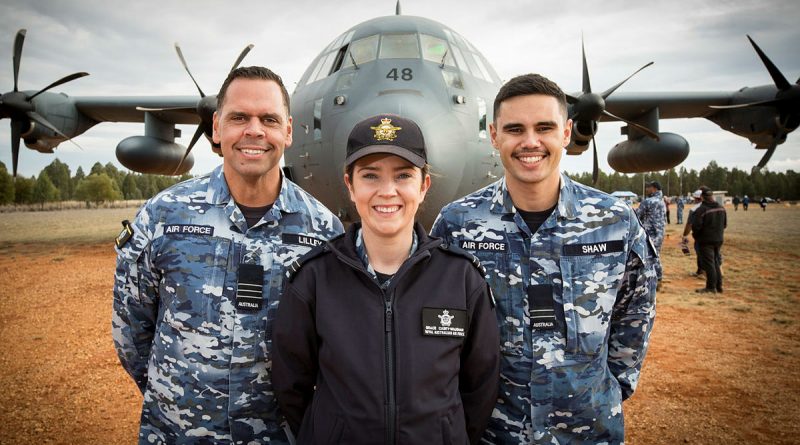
[1,5,798,226]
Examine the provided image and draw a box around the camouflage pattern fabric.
[636,190,666,280]
[113,165,343,444]
[431,174,658,445]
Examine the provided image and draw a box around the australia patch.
[164,224,214,236]
[422,307,467,338]
[282,233,324,248]
[563,240,624,256]
[236,263,264,312]
[459,240,507,252]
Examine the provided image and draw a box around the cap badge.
[371,118,402,141]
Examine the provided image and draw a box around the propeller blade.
[173,125,204,175]
[709,98,785,110]
[566,94,579,105]
[29,72,89,100]
[175,43,205,97]
[747,35,791,91]
[11,119,22,177]
[603,109,661,141]
[26,111,83,150]
[592,137,599,185]
[136,106,196,112]
[755,146,776,171]
[600,61,654,99]
[230,44,254,73]
[581,36,591,94]
[13,29,26,92]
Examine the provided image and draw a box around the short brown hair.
[493,73,567,122]
[217,66,290,114]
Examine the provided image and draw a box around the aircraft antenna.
[396,0,402,15]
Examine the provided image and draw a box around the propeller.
[566,37,657,184]
[170,42,254,174]
[710,35,800,172]
[1,29,88,177]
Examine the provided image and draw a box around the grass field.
[0,203,798,444]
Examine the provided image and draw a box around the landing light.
[334,95,347,106]
[453,95,466,104]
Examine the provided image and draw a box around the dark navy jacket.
[272,222,499,445]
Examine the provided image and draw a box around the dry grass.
[0,204,798,444]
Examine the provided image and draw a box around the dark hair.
[345,162,430,181]
[493,73,568,122]
[217,66,291,114]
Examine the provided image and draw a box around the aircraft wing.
[73,96,201,124]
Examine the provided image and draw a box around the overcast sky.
[1,0,798,178]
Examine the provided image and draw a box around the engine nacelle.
[565,120,597,155]
[116,136,194,175]
[607,132,689,173]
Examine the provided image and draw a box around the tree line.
[0,159,191,206]
[1,158,798,207]
[566,161,800,200]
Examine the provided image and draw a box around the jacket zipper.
[382,280,396,445]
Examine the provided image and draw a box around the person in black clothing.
[692,187,727,293]
[272,114,500,445]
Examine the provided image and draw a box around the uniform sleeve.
[112,208,160,394]
[272,282,319,435]
[691,206,705,234]
[607,212,657,401]
[429,211,451,242]
[460,278,500,445]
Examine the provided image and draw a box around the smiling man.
[431,74,658,444]
[112,66,343,444]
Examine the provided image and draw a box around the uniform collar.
[490,173,580,221]
[648,190,664,199]
[205,164,302,214]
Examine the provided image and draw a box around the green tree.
[0,162,14,205]
[74,173,123,206]
[13,176,35,204]
[32,171,59,208]
[42,158,72,200]
[121,173,142,200]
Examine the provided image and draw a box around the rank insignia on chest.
[422,308,467,338]
[236,264,264,313]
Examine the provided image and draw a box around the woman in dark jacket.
[272,114,499,445]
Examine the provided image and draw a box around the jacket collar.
[489,173,580,221]
[205,164,302,214]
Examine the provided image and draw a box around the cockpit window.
[343,34,379,68]
[379,33,420,59]
[420,34,455,67]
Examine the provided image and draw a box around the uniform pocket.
[154,235,230,333]
[475,251,524,356]
[561,253,625,356]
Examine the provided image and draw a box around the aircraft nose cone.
[573,93,605,121]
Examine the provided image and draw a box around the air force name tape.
[164,224,215,236]
[459,240,507,252]
[282,233,324,248]
[422,307,467,338]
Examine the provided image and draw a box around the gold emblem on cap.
[371,118,402,141]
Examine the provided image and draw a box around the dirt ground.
[0,204,798,444]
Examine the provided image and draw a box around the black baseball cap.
[345,114,427,168]
[646,180,662,190]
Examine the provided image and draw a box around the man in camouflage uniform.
[431,73,657,444]
[112,66,344,444]
[636,181,666,283]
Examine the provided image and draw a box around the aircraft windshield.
[420,34,455,67]
[379,33,420,59]
[342,35,379,68]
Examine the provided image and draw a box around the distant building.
[611,191,638,207]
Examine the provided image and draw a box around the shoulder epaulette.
[286,243,331,282]
[438,242,486,277]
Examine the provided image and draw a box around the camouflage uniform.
[113,165,343,444]
[431,174,657,445]
[635,190,666,280]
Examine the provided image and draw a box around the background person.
[676,195,685,224]
[431,74,657,444]
[112,66,344,444]
[692,187,727,293]
[637,181,667,286]
[272,115,499,444]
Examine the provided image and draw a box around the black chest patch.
[422,307,467,338]
[563,240,624,256]
[282,233,324,248]
[459,240,507,252]
[236,263,264,313]
[164,224,215,236]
